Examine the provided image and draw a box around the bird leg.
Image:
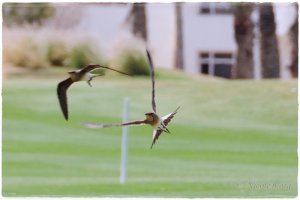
[87,80,93,87]
[87,73,104,87]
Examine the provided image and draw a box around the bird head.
[145,112,156,122]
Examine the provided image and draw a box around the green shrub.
[46,41,68,66]
[69,43,101,69]
[119,50,150,76]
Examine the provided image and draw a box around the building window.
[199,52,235,79]
[199,3,211,14]
[199,3,233,15]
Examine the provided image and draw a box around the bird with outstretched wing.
[57,64,130,121]
[81,49,180,148]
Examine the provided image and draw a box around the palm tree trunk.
[127,3,148,42]
[174,2,184,70]
[233,3,254,79]
[289,3,298,78]
[259,3,280,78]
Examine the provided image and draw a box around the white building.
[49,2,296,79]
[181,3,236,78]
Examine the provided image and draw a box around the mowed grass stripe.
[2,76,297,197]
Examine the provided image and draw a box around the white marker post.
[120,97,129,184]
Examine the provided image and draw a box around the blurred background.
[2,2,298,78]
[2,2,298,197]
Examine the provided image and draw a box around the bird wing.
[57,78,73,120]
[162,106,180,126]
[81,64,130,76]
[146,49,156,113]
[151,129,163,149]
[99,66,131,76]
[150,106,180,148]
[81,64,100,73]
[81,119,146,129]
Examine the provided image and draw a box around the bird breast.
[83,73,91,81]
[148,115,160,128]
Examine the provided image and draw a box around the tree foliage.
[3,3,55,26]
[119,50,150,76]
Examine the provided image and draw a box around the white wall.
[182,3,237,74]
[57,3,176,69]
[147,3,176,69]
[75,4,131,58]
[274,3,296,79]
[50,3,296,79]
[274,3,297,36]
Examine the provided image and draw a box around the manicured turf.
[2,72,298,197]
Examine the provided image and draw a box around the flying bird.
[57,64,130,121]
[82,50,180,148]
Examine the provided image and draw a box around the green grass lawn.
[2,71,298,197]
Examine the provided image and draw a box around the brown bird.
[57,64,130,121]
[82,50,180,148]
